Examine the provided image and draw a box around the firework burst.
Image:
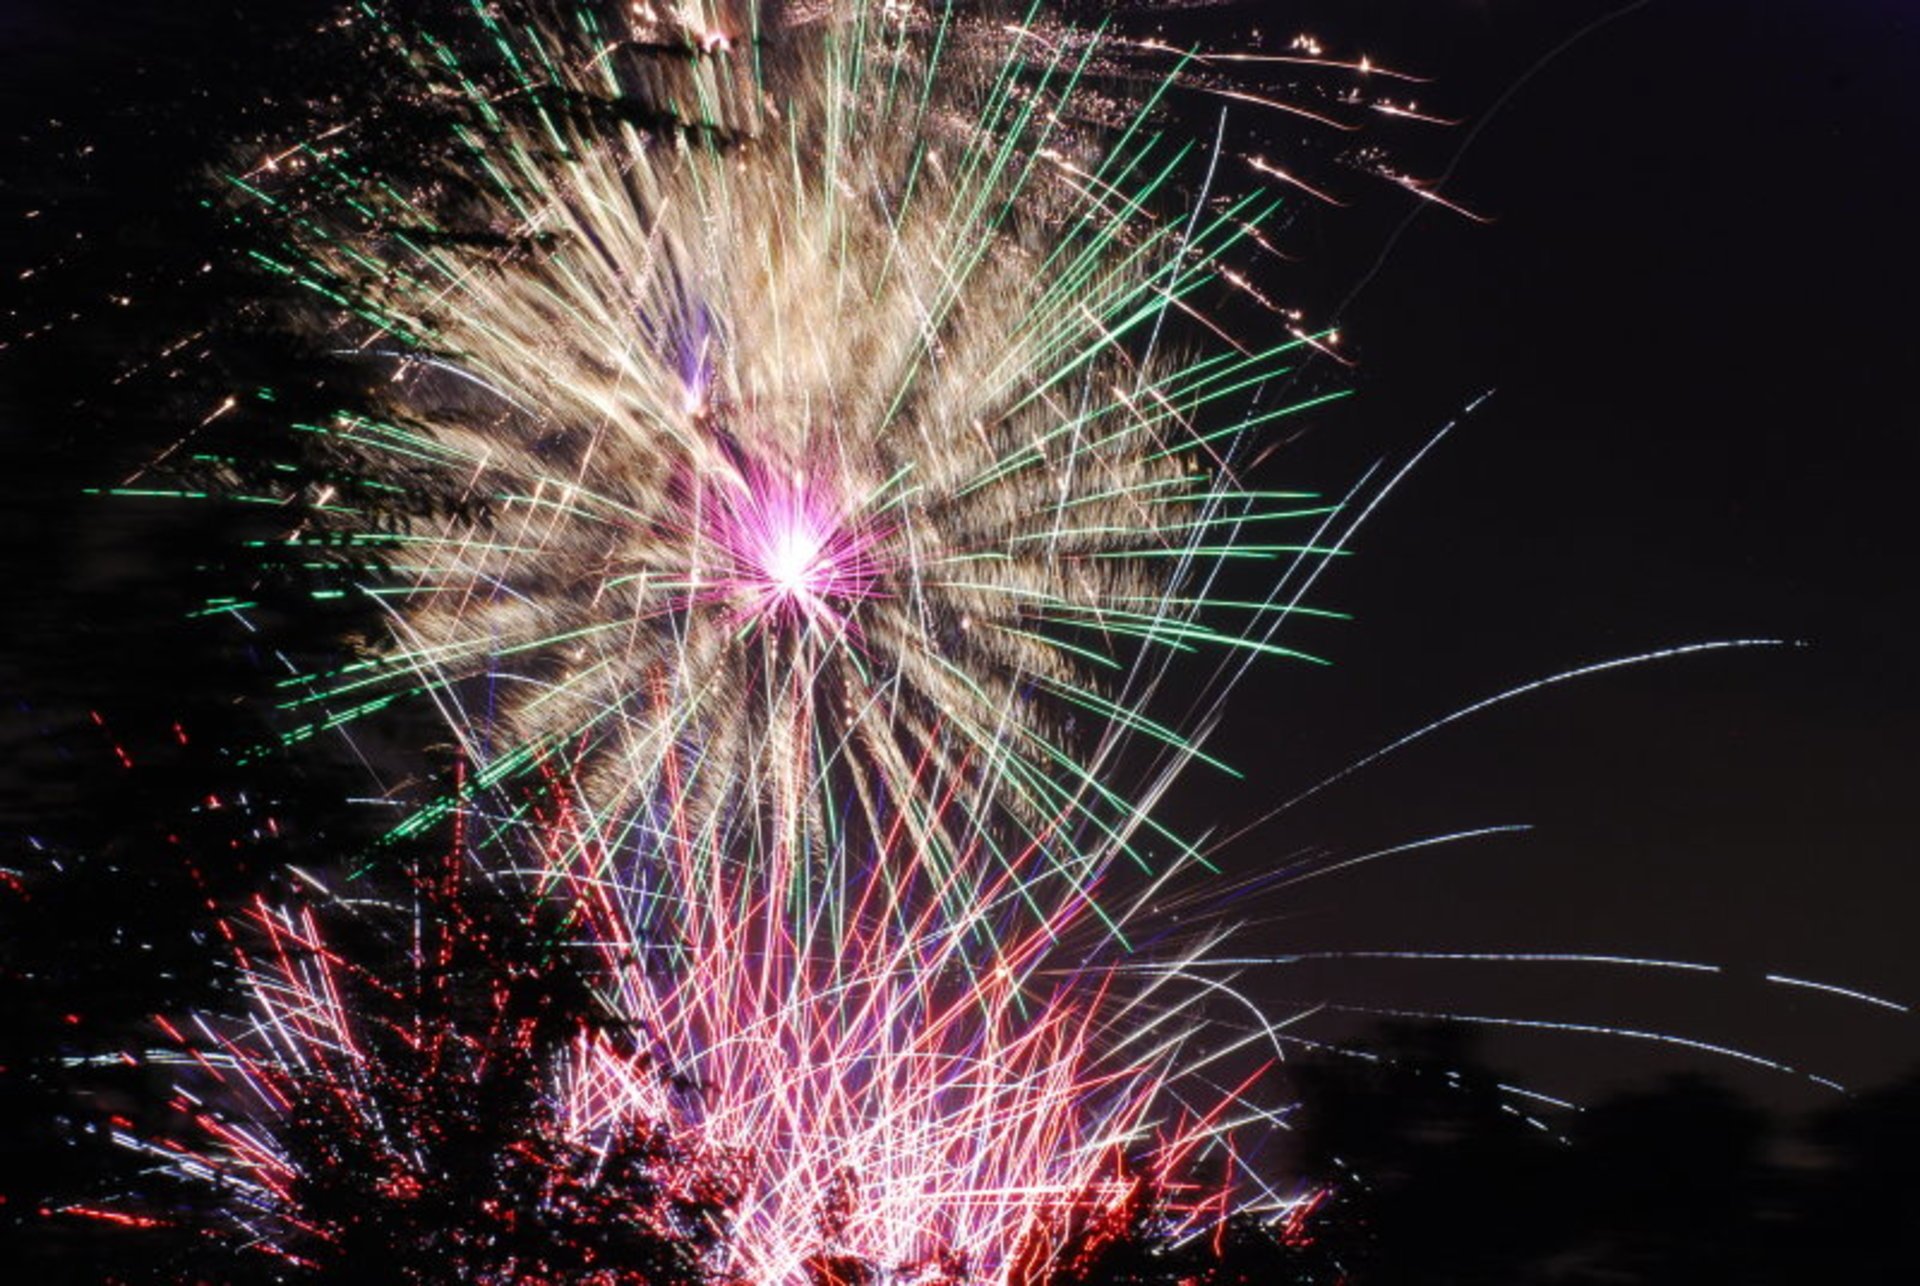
[15,5,1910,1283]
[206,0,1349,901]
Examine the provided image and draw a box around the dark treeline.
[1081,1024,1920,1286]
[8,973,1920,1283]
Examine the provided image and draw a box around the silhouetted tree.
[1772,1070,1920,1285]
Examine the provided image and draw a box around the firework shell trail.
[213,0,1348,916]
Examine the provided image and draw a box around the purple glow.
[704,462,884,632]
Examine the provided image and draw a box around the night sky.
[3,0,1915,1171]
[1182,0,1920,1111]
[1260,0,1916,1106]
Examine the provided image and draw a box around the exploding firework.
[191,0,1356,903]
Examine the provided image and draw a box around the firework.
[18,6,1910,1283]
[193,0,1351,904]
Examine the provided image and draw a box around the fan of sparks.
[209,0,1348,901]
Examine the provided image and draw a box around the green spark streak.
[1037,614,1329,668]
[1000,506,1341,546]
[984,623,1123,672]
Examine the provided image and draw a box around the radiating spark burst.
[695,458,888,632]
[200,0,1365,901]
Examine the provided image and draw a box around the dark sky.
[3,0,1915,1122]
[1182,0,1920,1112]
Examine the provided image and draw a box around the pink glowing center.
[761,524,829,598]
[708,468,881,630]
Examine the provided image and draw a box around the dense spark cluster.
[221,0,1348,880]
